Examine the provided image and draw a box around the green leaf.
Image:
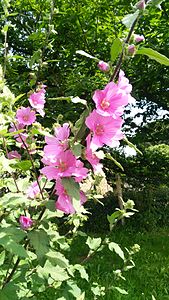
[76,50,99,61]
[152,296,156,300]
[73,264,89,281]
[0,250,5,266]
[114,286,128,295]
[86,236,101,251]
[122,10,139,29]
[39,261,69,281]
[71,142,82,157]
[0,283,18,300]
[28,229,49,258]
[108,242,124,260]
[14,160,32,171]
[110,38,122,63]
[46,251,69,268]
[62,178,80,201]
[136,47,169,66]
[0,235,28,258]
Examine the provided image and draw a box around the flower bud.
[134,34,145,43]
[19,216,33,230]
[128,44,136,56]
[97,61,110,72]
[136,0,145,10]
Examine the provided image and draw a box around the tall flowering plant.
[0,0,168,298]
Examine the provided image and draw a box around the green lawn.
[39,228,169,299]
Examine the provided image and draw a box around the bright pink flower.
[55,179,87,214]
[85,134,103,172]
[93,81,128,117]
[128,45,136,55]
[73,160,88,182]
[98,61,110,72]
[85,110,124,151]
[134,34,145,43]
[41,149,77,179]
[27,181,40,199]
[8,150,21,160]
[44,123,70,153]
[16,107,36,125]
[19,216,33,230]
[29,87,46,117]
[118,70,135,104]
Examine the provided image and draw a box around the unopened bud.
[19,216,33,230]
[128,44,136,56]
[134,34,145,43]
[136,0,146,10]
[97,61,110,72]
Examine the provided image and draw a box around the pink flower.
[55,179,87,214]
[97,61,110,72]
[136,0,145,10]
[41,150,77,180]
[93,81,128,117]
[134,34,145,43]
[118,70,136,104]
[27,181,40,199]
[8,150,21,160]
[29,87,46,117]
[15,132,29,149]
[44,123,70,155]
[16,107,36,125]
[19,216,33,230]
[73,160,88,182]
[85,110,124,151]
[85,134,103,172]
[128,45,136,56]
[9,122,25,137]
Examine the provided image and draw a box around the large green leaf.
[110,38,122,63]
[136,47,169,66]
[122,10,139,29]
[46,251,69,268]
[0,235,28,258]
[28,229,49,258]
[86,236,101,251]
[108,242,124,260]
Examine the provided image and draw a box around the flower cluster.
[85,70,134,152]
[41,123,88,214]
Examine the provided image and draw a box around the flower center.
[58,160,67,172]
[100,98,110,110]
[23,115,29,121]
[95,124,104,136]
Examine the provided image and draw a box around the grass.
[38,228,169,300]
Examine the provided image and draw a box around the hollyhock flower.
[19,216,33,230]
[73,160,88,182]
[27,181,40,199]
[118,70,136,104]
[55,179,87,214]
[93,81,128,117]
[128,45,136,56]
[41,149,77,180]
[97,61,110,72]
[85,134,103,172]
[45,123,70,153]
[134,34,145,43]
[29,87,46,117]
[136,0,145,10]
[16,107,36,125]
[8,150,21,160]
[85,109,124,151]
[9,122,25,137]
